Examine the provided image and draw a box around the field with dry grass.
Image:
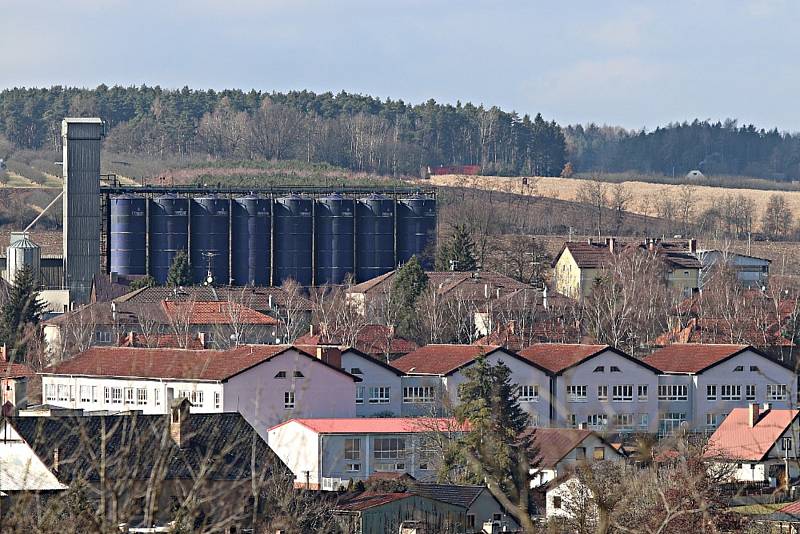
[424,174,800,231]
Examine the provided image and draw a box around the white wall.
[341,350,402,417]
[546,477,596,521]
[267,421,321,487]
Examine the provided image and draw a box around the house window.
[95,331,111,343]
[733,366,744,372]
[705,413,717,428]
[720,385,741,401]
[706,385,717,401]
[293,371,304,378]
[274,371,287,379]
[467,514,476,528]
[586,414,608,428]
[593,366,604,373]
[373,438,406,460]
[575,447,586,460]
[45,384,56,401]
[638,413,649,429]
[154,389,161,406]
[610,366,621,373]
[637,385,648,401]
[553,496,562,509]
[190,391,204,406]
[567,414,577,428]
[403,386,436,403]
[124,388,135,405]
[518,385,539,402]
[350,368,363,375]
[368,386,390,404]
[658,384,688,401]
[69,385,74,401]
[567,385,587,402]
[750,366,760,372]
[613,413,634,430]
[768,384,788,401]
[80,385,91,403]
[782,437,793,451]
[355,386,365,404]
[659,413,687,435]
[597,385,608,401]
[612,385,633,402]
[136,388,147,405]
[91,386,98,403]
[593,447,605,460]
[104,387,110,404]
[345,438,361,461]
[214,392,221,409]
[57,384,68,401]
[284,391,295,409]
[746,384,756,401]
[346,463,361,472]
[111,388,123,404]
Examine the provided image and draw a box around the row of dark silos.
[109,193,435,286]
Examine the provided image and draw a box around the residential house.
[552,238,701,299]
[296,324,418,360]
[42,299,280,356]
[410,483,520,533]
[333,491,467,534]
[697,249,770,289]
[704,404,800,484]
[267,418,466,490]
[643,344,797,434]
[530,428,626,487]
[9,400,293,531]
[39,345,359,439]
[1,346,35,411]
[339,348,404,417]
[0,418,66,505]
[90,272,148,303]
[518,344,661,433]
[544,474,596,523]
[390,345,552,424]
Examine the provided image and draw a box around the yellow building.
[552,239,701,299]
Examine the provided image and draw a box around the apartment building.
[340,348,404,417]
[40,345,359,438]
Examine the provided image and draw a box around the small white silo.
[6,232,41,285]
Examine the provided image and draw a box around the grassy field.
[424,174,800,231]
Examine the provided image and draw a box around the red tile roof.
[517,344,609,374]
[705,407,798,461]
[532,428,594,468]
[390,345,503,375]
[161,301,278,325]
[776,500,800,516]
[335,492,411,511]
[0,362,36,379]
[643,344,750,373]
[295,324,418,357]
[556,241,613,268]
[272,417,466,434]
[42,345,354,382]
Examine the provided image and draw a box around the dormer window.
[274,371,287,379]
[610,366,621,373]
[350,368,363,375]
[593,366,604,373]
[733,366,744,372]
[750,366,760,372]
[293,371,304,378]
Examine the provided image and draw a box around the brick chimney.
[749,403,761,427]
[170,398,191,447]
[316,347,342,368]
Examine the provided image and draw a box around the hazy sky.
[2,0,799,130]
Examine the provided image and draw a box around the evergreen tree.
[129,274,156,290]
[0,266,45,361]
[436,224,478,271]
[455,356,538,530]
[166,250,191,287]
[390,255,428,339]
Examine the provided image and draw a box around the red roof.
[390,345,503,375]
[776,500,800,516]
[295,324,418,357]
[0,362,35,379]
[161,301,278,325]
[705,407,799,461]
[643,344,750,373]
[532,428,594,468]
[335,492,411,511]
[271,417,466,434]
[517,344,609,374]
[42,345,353,381]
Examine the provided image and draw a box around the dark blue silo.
[110,194,147,275]
[190,196,230,285]
[273,194,313,286]
[356,194,395,281]
[397,195,437,268]
[315,194,355,285]
[231,195,271,286]
[149,194,189,284]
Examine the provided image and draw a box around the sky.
[2,0,800,131]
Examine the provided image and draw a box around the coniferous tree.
[129,274,156,290]
[455,356,538,531]
[166,250,191,287]
[0,266,45,360]
[390,255,428,339]
[436,224,478,271]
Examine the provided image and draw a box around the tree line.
[0,85,566,176]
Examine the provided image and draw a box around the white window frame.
[373,438,406,460]
[637,385,648,401]
[136,388,147,405]
[344,438,361,461]
[706,385,717,401]
[214,391,221,409]
[720,384,741,401]
[768,384,788,401]
[111,388,123,404]
[658,384,688,401]
[284,390,295,409]
[355,386,365,404]
[80,385,91,403]
[745,384,756,401]
[638,413,649,429]
[612,384,633,402]
[597,385,608,402]
[403,386,436,403]
[368,386,391,404]
[586,414,608,428]
[124,387,135,405]
[567,385,587,402]
[518,385,539,402]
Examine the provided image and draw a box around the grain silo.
[149,194,189,284]
[396,195,437,268]
[231,195,271,286]
[273,194,313,286]
[109,194,147,275]
[315,193,355,285]
[355,193,395,281]
[190,195,230,285]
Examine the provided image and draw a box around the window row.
[567,413,649,430]
[403,386,437,403]
[568,384,648,402]
[343,437,435,471]
[706,384,787,401]
[356,386,391,404]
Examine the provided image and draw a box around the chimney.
[0,344,6,363]
[605,237,616,254]
[53,448,60,472]
[689,238,697,253]
[317,347,342,368]
[309,323,314,336]
[749,403,760,427]
[170,398,191,447]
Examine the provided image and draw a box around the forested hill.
[1,85,799,181]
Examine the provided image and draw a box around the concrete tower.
[62,118,104,304]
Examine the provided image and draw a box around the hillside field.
[424,174,800,231]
